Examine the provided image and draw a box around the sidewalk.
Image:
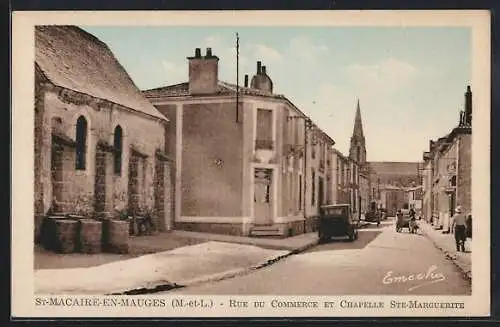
[419,220,472,280]
[35,241,291,295]
[35,231,321,295]
[170,230,320,252]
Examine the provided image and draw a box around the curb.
[420,224,472,281]
[109,239,320,295]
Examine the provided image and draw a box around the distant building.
[406,185,423,212]
[368,161,422,215]
[34,26,172,241]
[421,85,472,232]
[143,48,342,237]
[348,100,371,215]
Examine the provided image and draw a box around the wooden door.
[254,168,273,225]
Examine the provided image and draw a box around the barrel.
[104,220,129,254]
[54,219,79,253]
[79,219,102,254]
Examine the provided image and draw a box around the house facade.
[34,26,173,241]
[421,86,472,231]
[421,152,434,222]
[406,185,423,213]
[143,48,356,237]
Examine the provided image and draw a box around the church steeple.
[352,98,364,139]
[349,98,367,165]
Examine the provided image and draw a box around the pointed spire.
[349,98,366,164]
[353,98,364,139]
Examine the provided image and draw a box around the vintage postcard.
[11,10,490,318]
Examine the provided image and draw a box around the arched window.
[75,116,87,170]
[356,146,361,163]
[114,125,123,175]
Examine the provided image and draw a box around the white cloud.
[346,58,418,94]
[288,36,329,63]
[253,44,283,63]
[161,60,186,84]
[202,35,222,48]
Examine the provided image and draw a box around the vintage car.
[318,204,359,243]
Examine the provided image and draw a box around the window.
[256,109,273,149]
[114,125,123,175]
[311,169,316,205]
[298,175,302,210]
[357,146,361,162]
[75,116,87,170]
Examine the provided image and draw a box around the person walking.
[451,205,467,252]
[396,209,404,233]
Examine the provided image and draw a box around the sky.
[80,26,471,162]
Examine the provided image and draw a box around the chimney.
[262,66,267,75]
[187,47,219,95]
[465,85,472,125]
[244,74,249,87]
[257,61,262,75]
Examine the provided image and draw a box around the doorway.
[449,192,456,218]
[318,176,324,210]
[254,168,273,225]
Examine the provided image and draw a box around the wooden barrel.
[54,219,78,253]
[79,219,102,254]
[104,220,129,254]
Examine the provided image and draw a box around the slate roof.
[35,25,167,121]
[369,161,420,175]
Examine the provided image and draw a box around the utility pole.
[235,32,240,123]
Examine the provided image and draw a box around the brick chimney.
[464,85,472,125]
[187,47,219,95]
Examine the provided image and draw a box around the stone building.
[334,152,362,217]
[142,48,344,237]
[421,85,472,231]
[34,26,172,241]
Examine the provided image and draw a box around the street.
[168,218,471,295]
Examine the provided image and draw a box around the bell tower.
[349,98,367,166]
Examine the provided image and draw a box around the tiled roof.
[369,161,420,175]
[35,25,167,121]
[142,81,286,100]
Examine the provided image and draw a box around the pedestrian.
[409,207,416,219]
[451,205,467,252]
[396,209,403,232]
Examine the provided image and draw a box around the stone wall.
[34,82,173,241]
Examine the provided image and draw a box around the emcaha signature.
[382,265,446,292]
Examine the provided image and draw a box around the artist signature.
[382,265,446,292]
